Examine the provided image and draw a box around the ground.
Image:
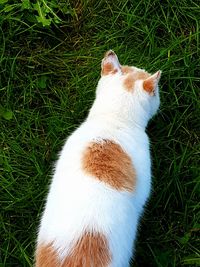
[0,1,199,266]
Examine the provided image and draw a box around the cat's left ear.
[143,71,161,95]
[101,50,121,76]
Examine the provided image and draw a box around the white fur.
[37,53,160,266]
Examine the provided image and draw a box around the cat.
[35,50,161,267]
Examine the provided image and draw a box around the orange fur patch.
[135,71,150,80]
[63,232,111,267]
[123,69,150,92]
[35,232,111,267]
[101,62,118,76]
[35,243,59,267]
[123,73,136,91]
[121,65,134,74]
[82,140,136,191]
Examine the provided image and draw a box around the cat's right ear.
[143,71,161,95]
[101,50,121,76]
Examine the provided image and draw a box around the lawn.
[0,1,199,266]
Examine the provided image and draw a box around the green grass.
[0,0,199,266]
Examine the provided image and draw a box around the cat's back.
[36,119,150,267]
[52,119,150,203]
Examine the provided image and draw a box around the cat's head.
[94,50,161,128]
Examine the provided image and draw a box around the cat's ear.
[143,71,161,95]
[101,50,121,76]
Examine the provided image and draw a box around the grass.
[0,0,199,266]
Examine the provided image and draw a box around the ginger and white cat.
[35,50,161,267]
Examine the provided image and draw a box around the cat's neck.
[87,94,149,130]
[87,112,146,132]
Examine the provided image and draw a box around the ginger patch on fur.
[121,65,134,74]
[35,243,59,267]
[123,73,136,91]
[63,231,111,267]
[123,69,150,92]
[82,139,136,191]
[35,232,110,267]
